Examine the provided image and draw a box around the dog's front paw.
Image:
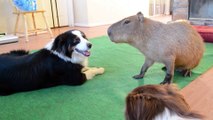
[81,67,89,72]
[84,67,105,80]
[96,67,105,75]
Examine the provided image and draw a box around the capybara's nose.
[87,43,92,48]
[107,27,112,36]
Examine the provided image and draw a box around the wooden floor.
[181,67,213,120]
[0,15,213,119]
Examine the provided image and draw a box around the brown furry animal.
[107,12,205,84]
[125,84,203,120]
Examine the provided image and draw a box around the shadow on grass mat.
[0,36,213,120]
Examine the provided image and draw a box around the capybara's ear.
[137,12,144,22]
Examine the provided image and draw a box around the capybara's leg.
[160,59,175,84]
[133,57,154,79]
[181,69,192,77]
[161,74,173,84]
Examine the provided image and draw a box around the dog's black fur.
[0,30,90,95]
[1,50,30,56]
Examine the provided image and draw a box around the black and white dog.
[0,30,104,95]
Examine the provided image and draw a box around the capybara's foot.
[160,74,172,84]
[133,74,144,79]
[160,80,170,84]
[181,69,191,77]
[160,79,171,84]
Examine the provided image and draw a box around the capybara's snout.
[107,26,115,42]
[107,26,112,37]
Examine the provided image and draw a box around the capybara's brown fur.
[107,12,205,84]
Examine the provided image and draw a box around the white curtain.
[150,0,171,16]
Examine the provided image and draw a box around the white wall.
[0,0,48,33]
[0,0,16,33]
[1,0,150,33]
[0,0,73,34]
[42,0,74,27]
[73,0,150,27]
[73,0,89,26]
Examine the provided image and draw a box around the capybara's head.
[125,84,203,120]
[107,12,144,43]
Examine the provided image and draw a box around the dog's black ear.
[63,44,74,57]
[52,33,67,52]
[68,44,73,52]
[61,45,67,55]
[51,35,61,51]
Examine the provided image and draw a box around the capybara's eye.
[124,19,131,24]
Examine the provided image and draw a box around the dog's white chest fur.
[71,51,88,67]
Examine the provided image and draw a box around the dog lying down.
[0,30,104,95]
[125,84,203,120]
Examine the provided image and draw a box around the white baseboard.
[0,35,18,44]
[74,21,115,27]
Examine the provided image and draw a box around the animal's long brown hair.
[125,84,203,120]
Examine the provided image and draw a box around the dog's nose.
[87,43,92,48]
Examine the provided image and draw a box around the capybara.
[107,12,205,84]
[125,84,203,120]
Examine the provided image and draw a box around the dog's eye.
[74,38,80,43]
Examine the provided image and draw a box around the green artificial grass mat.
[0,36,213,120]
